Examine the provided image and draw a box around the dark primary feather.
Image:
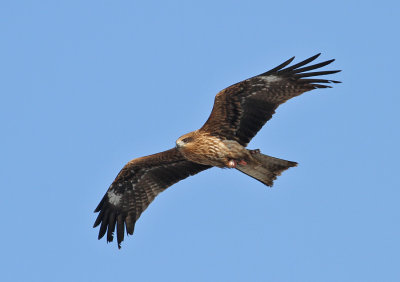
[93,148,210,248]
[200,53,341,146]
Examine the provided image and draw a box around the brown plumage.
[94,53,341,248]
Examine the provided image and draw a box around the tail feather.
[236,150,297,186]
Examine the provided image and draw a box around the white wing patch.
[260,75,281,83]
[107,190,122,206]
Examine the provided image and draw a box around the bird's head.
[176,132,195,148]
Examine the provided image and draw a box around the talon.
[227,160,237,168]
[250,149,260,155]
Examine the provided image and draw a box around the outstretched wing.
[200,54,341,146]
[93,148,211,248]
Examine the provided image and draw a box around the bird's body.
[93,54,341,248]
[176,130,250,168]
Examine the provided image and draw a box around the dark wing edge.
[259,53,341,88]
[200,53,341,146]
[93,148,211,248]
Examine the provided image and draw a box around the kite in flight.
[94,53,341,248]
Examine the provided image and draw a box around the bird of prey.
[94,53,340,248]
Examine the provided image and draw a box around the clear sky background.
[1,1,399,282]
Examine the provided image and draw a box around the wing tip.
[265,54,340,83]
[93,194,133,248]
[94,214,129,249]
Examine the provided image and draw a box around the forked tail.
[236,150,297,186]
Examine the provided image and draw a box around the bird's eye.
[182,137,193,143]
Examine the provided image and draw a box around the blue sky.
[1,1,399,281]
